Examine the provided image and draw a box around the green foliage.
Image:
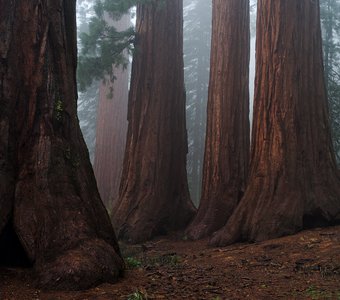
[77,0,137,91]
[94,0,136,18]
[77,0,166,91]
[77,14,134,91]
[305,286,339,299]
[127,290,148,300]
[125,257,142,269]
[54,99,64,121]
[145,253,181,268]
[162,254,180,266]
[124,253,181,270]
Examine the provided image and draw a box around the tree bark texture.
[112,0,196,243]
[94,15,130,214]
[211,0,340,247]
[0,0,123,290]
[186,0,250,240]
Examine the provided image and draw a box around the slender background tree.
[320,0,340,164]
[183,0,211,206]
[77,0,99,163]
[93,15,130,214]
[77,0,135,164]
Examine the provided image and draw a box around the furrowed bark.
[112,0,196,243]
[186,0,250,240]
[0,0,123,290]
[211,0,340,247]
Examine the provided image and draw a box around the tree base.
[115,202,196,244]
[209,180,340,247]
[186,220,224,241]
[35,239,124,291]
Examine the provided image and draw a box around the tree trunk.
[211,0,340,247]
[186,0,250,240]
[0,0,123,290]
[184,0,211,206]
[112,0,196,243]
[94,15,130,214]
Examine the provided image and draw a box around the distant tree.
[77,0,135,163]
[186,0,250,240]
[183,0,211,206]
[77,1,135,91]
[76,1,154,164]
[77,0,170,91]
[0,0,123,290]
[320,0,340,164]
[112,0,196,243]
[211,0,340,247]
[94,14,130,214]
[77,0,99,162]
[249,0,257,117]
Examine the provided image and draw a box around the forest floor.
[0,226,340,300]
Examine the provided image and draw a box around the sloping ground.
[1,226,340,299]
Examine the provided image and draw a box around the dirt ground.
[1,226,340,299]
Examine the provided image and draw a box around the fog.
[76,0,339,207]
[76,0,257,204]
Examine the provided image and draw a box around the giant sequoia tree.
[211,0,340,246]
[0,0,123,290]
[186,0,250,240]
[112,0,196,243]
[94,15,130,214]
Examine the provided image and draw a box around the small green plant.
[166,254,180,266]
[182,234,188,241]
[54,99,63,121]
[125,257,142,269]
[305,286,334,300]
[127,290,147,300]
[146,254,181,267]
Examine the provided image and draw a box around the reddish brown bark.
[94,16,130,214]
[0,0,123,290]
[186,0,250,240]
[211,0,340,247]
[112,0,196,243]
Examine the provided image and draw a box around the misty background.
[75,0,339,206]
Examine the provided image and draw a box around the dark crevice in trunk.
[303,210,339,229]
[0,217,32,268]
